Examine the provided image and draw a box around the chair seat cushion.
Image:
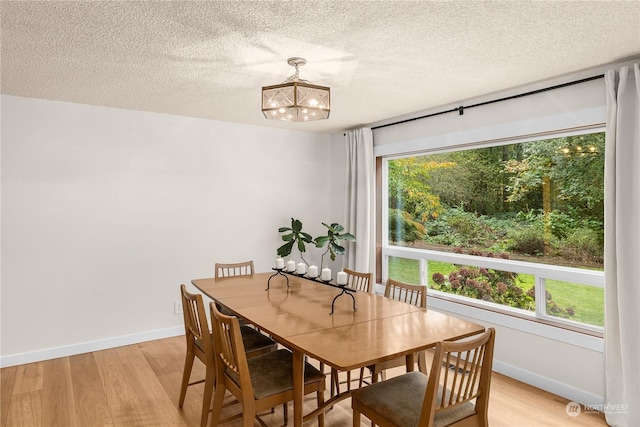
[227,349,325,400]
[194,327,275,355]
[240,325,277,354]
[217,303,250,326]
[354,371,476,427]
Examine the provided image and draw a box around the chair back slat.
[384,278,427,308]
[215,260,254,279]
[344,268,373,293]
[458,350,475,400]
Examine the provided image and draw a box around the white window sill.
[373,282,604,352]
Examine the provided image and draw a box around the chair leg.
[331,368,340,397]
[178,351,195,407]
[371,369,379,384]
[353,407,360,427]
[418,350,427,374]
[283,403,288,426]
[317,387,325,427]
[200,366,215,427]
[209,382,226,427]
[358,367,365,388]
[243,407,256,427]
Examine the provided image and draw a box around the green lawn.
[388,256,604,327]
[545,280,604,326]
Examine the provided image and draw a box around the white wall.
[428,300,605,406]
[0,95,335,366]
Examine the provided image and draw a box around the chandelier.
[261,57,330,122]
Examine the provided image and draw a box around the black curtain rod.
[370,74,605,131]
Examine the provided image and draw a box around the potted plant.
[314,222,356,269]
[277,218,314,265]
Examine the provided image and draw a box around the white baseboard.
[0,326,184,368]
[492,359,604,406]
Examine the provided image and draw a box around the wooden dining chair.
[214,260,255,326]
[330,268,374,398]
[177,285,277,427]
[209,301,326,427]
[215,260,254,279]
[352,328,496,427]
[359,278,428,387]
[344,267,373,292]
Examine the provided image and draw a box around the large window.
[383,132,605,333]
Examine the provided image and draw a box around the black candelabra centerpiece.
[267,269,356,315]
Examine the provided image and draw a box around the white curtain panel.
[604,63,640,427]
[344,128,375,279]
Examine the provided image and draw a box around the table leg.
[406,352,415,372]
[292,349,304,427]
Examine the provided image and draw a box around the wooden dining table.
[191,271,484,427]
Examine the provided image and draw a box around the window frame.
[377,127,605,350]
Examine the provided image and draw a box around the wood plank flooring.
[1,336,608,427]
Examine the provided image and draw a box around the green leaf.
[339,233,356,241]
[292,218,303,232]
[315,236,330,247]
[278,227,292,232]
[277,240,294,257]
[297,238,307,253]
[331,243,346,255]
[282,233,294,241]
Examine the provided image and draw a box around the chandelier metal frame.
[261,57,330,122]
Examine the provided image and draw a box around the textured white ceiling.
[1,1,639,134]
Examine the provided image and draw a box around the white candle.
[308,265,319,278]
[275,258,285,269]
[337,271,348,285]
[321,267,332,281]
[296,262,306,275]
[286,260,296,272]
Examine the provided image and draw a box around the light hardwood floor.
[1,336,607,427]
